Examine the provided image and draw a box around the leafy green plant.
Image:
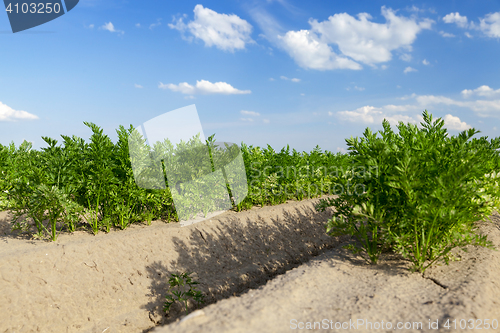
[163,272,205,316]
[30,184,84,241]
[317,110,499,272]
[3,123,180,239]
[5,140,48,237]
[110,197,136,230]
[240,142,351,210]
[80,122,120,234]
[0,143,10,209]
[4,113,496,250]
[2,138,84,240]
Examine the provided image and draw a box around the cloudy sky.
[1,0,499,153]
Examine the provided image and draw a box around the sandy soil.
[1,197,499,333]
[1,196,345,332]
[154,214,500,333]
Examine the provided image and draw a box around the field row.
[1,110,500,273]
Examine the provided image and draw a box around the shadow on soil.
[141,203,342,330]
[140,200,415,332]
[141,206,500,332]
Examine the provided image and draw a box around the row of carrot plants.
[0,122,353,241]
[1,110,499,274]
[316,110,500,272]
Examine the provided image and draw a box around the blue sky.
[1,0,500,153]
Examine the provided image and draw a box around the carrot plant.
[0,116,437,243]
[317,110,500,272]
[4,140,47,237]
[80,122,118,234]
[0,143,11,210]
[163,272,205,316]
[29,184,83,240]
[239,143,349,209]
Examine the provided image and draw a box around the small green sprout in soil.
[163,272,205,316]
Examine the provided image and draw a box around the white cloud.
[134,84,143,88]
[407,5,437,14]
[443,114,471,130]
[384,114,422,126]
[479,12,500,38]
[263,119,270,124]
[439,31,455,38]
[403,90,500,117]
[168,5,254,52]
[255,5,432,71]
[415,94,461,106]
[240,118,254,122]
[336,105,382,124]
[399,93,416,100]
[196,80,250,94]
[247,6,284,45]
[86,24,94,29]
[329,84,500,129]
[150,19,162,30]
[422,59,430,65]
[159,82,195,94]
[404,66,417,73]
[461,85,500,98]
[280,76,301,82]
[382,104,419,112]
[278,29,362,70]
[443,12,469,28]
[354,86,365,91]
[336,105,420,126]
[269,78,275,81]
[0,101,38,121]
[101,22,116,32]
[404,5,435,15]
[334,102,472,130]
[100,22,124,34]
[241,110,260,116]
[302,6,433,66]
[407,5,425,13]
[135,23,141,28]
[400,53,412,62]
[381,64,388,70]
[442,11,500,39]
[159,80,251,95]
[266,0,302,14]
[471,100,500,115]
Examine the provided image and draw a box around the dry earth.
[154,214,500,333]
[0,197,499,333]
[1,196,344,332]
